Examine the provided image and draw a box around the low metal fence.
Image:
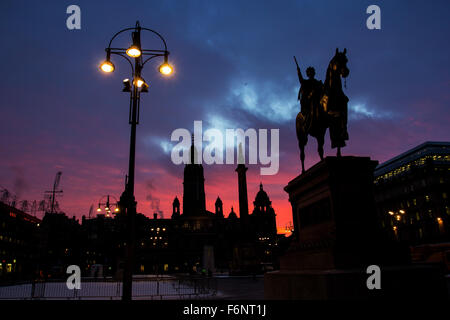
[0,276,217,300]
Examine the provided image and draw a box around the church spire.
[183,133,206,216]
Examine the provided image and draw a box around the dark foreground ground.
[213,275,265,300]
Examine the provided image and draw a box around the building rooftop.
[0,201,42,225]
[374,141,450,177]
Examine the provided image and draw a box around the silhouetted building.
[80,214,117,277]
[374,141,450,244]
[182,136,206,216]
[39,212,82,278]
[1,139,282,279]
[251,183,278,240]
[0,202,41,282]
[215,197,224,218]
[143,138,280,274]
[171,196,180,219]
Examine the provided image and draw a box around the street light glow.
[135,78,145,87]
[100,60,115,73]
[126,45,141,58]
[159,63,173,75]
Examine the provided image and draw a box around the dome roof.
[228,206,237,219]
[255,183,270,204]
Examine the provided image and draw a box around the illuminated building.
[374,141,450,244]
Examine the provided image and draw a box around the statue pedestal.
[265,156,447,299]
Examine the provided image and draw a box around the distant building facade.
[143,139,280,274]
[0,202,41,282]
[374,141,450,244]
[0,139,283,279]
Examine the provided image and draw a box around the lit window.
[425,195,430,202]
[443,193,447,199]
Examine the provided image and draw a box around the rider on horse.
[294,49,349,173]
[297,65,325,140]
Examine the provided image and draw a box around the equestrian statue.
[295,48,350,173]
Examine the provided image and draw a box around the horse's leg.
[300,143,305,173]
[317,134,325,161]
[337,147,341,157]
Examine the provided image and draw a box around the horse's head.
[332,48,349,78]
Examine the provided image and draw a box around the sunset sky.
[0,0,449,231]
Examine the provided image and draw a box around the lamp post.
[99,21,173,301]
[97,195,120,217]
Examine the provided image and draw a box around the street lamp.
[159,53,173,75]
[100,60,115,73]
[126,45,142,58]
[387,209,406,238]
[99,21,173,301]
[97,195,120,217]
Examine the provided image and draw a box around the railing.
[0,276,217,300]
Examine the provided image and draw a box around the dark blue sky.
[0,0,449,228]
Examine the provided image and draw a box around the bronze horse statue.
[295,48,350,173]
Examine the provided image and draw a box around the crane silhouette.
[44,171,63,214]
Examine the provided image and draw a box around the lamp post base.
[120,190,136,301]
